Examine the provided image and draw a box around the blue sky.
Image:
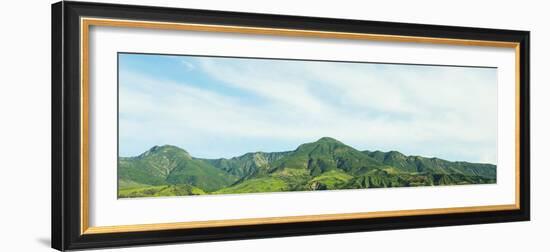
[118,53,497,164]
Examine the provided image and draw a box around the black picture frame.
[52,1,530,251]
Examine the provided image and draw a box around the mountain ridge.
[118,137,496,198]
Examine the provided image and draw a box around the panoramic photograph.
[117,53,497,198]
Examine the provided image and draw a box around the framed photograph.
[52,1,530,250]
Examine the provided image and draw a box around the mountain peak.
[139,144,190,158]
[151,144,186,152]
[387,150,405,158]
[316,137,342,144]
[296,137,350,153]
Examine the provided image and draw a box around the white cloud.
[180,59,195,71]
[119,58,497,164]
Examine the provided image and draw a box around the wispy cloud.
[180,59,195,71]
[118,54,497,164]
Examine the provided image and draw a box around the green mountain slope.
[269,137,384,176]
[198,151,291,178]
[118,138,496,198]
[213,177,290,194]
[118,145,238,196]
[119,184,206,198]
[363,150,496,179]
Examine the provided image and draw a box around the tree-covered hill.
[118,138,496,198]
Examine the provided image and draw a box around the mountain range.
[118,137,496,198]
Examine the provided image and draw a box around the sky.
[118,53,497,164]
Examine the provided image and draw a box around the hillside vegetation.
[118,137,496,198]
